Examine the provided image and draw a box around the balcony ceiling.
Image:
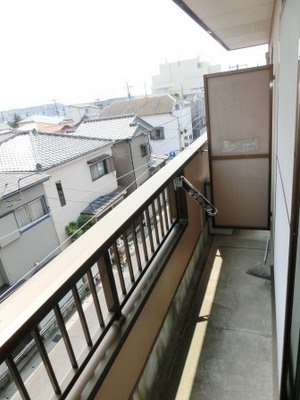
[172,0,274,50]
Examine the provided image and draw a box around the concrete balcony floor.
[153,230,273,400]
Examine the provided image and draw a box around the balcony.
[0,134,273,399]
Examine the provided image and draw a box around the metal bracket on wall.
[174,176,218,217]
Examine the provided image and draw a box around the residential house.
[68,103,101,125]
[99,94,193,156]
[0,172,60,288]
[17,115,74,133]
[0,130,122,249]
[76,114,159,195]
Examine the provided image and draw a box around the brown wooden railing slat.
[6,355,31,400]
[71,287,93,347]
[54,305,78,369]
[139,215,149,262]
[145,207,155,253]
[32,328,61,395]
[86,270,105,327]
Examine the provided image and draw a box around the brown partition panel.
[212,158,269,228]
[205,66,272,229]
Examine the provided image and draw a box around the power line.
[0,166,152,301]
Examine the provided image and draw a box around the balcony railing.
[0,134,209,400]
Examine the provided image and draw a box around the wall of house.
[112,142,136,195]
[68,105,100,124]
[43,148,118,248]
[0,185,60,285]
[144,108,192,156]
[112,136,151,196]
[270,0,300,384]
[130,135,151,189]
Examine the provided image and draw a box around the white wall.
[272,0,300,381]
[151,59,221,98]
[44,147,118,247]
[0,184,60,285]
[69,105,100,124]
[143,107,192,156]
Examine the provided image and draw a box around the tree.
[8,113,22,128]
[65,214,94,242]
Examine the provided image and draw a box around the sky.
[0,0,268,111]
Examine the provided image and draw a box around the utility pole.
[52,98,60,117]
[125,82,132,100]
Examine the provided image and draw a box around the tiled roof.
[19,115,68,125]
[0,171,49,199]
[17,123,72,133]
[70,103,100,109]
[99,95,176,118]
[75,114,150,141]
[0,131,16,143]
[0,131,112,172]
[81,186,126,216]
[148,154,169,170]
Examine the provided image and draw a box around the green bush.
[65,215,94,242]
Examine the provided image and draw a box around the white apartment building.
[151,58,221,99]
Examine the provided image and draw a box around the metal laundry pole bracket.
[174,176,218,217]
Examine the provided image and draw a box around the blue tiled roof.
[0,131,112,172]
[81,187,126,216]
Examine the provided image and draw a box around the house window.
[14,197,48,231]
[56,181,66,206]
[88,154,115,181]
[150,127,164,140]
[90,161,106,181]
[140,144,149,157]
